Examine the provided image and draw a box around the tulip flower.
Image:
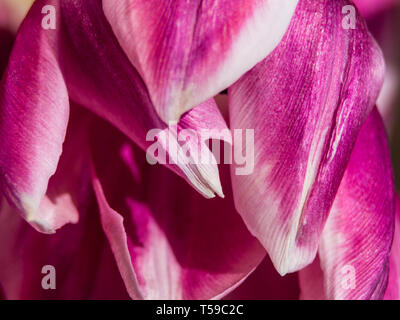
[0,0,397,300]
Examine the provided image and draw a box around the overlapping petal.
[354,0,399,18]
[0,198,130,299]
[0,108,129,299]
[229,0,385,275]
[103,0,299,122]
[299,108,395,300]
[0,2,70,232]
[59,0,233,199]
[89,116,265,300]
[0,0,232,232]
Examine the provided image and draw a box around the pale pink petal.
[103,0,299,122]
[229,0,385,275]
[90,117,265,300]
[299,108,395,300]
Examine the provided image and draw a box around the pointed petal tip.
[26,219,56,235]
[3,194,54,234]
[203,171,224,199]
[273,249,315,277]
[197,164,225,199]
[11,192,80,234]
[299,108,395,300]
[12,193,47,230]
[103,0,299,125]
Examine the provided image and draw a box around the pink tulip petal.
[229,0,385,275]
[384,196,400,300]
[90,117,265,299]
[103,0,299,122]
[0,1,70,232]
[299,108,395,300]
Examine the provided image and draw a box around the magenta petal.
[0,108,135,299]
[0,1,70,231]
[299,108,395,300]
[90,118,265,299]
[103,0,299,122]
[60,0,229,198]
[354,0,399,17]
[384,196,400,300]
[229,0,385,275]
[28,107,93,233]
[0,197,130,299]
